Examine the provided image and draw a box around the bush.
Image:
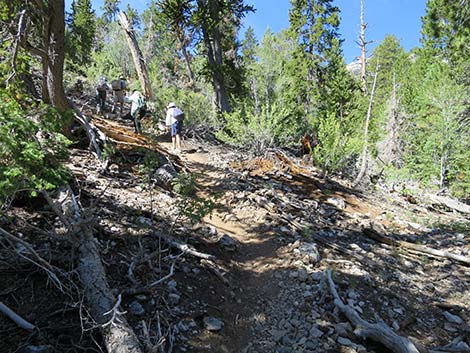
[216,103,298,152]
[0,89,70,207]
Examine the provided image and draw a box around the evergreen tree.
[421,0,470,67]
[286,0,359,173]
[102,0,121,23]
[403,61,469,195]
[194,0,254,113]
[66,0,96,67]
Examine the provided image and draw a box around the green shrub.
[0,90,70,207]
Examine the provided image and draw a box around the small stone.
[137,217,152,226]
[455,342,470,350]
[309,326,323,338]
[297,242,321,264]
[177,321,189,332]
[298,268,308,282]
[443,322,458,332]
[443,311,464,325]
[218,234,239,252]
[306,340,319,349]
[203,316,224,331]
[129,301,145,316]
[393,307,404,315]
[168,293,180,305]
[271,329,287,341]
[167,279,177,291]
[303,291,313,298]
[337,337,355,347]
[327,197,346,209]
[290,271,299,279]
[335,323,351,337]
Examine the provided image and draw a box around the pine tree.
[102,0,121,23]
[67,0,96,67]
[421,0,470,66]
[286,0,359,173]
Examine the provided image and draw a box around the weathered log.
[326,269,422,353]
[363,227,470,266]
[90,116,190,173]
[0,302,36,331]
[47,187,143,353]
[429,195,470,214]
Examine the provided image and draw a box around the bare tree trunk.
[118,11,154,101]
[177,35,195,85]
[354,59,379,187]
[46,188,143,353]
[358,0,369,94]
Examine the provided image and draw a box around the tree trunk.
[177,34,195,85]
[359,0,368,94]
[354,59,379,187]
[118,11,154,101]
[47,188,143,353]
[197,0,231,113]
[45,0,69,113]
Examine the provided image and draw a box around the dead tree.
[45,188,143,353]
[118,11,154,101]
[326,270,421,353]
[356,0,372,94]
[354,58,379,187]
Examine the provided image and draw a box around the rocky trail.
[1,115,469,353]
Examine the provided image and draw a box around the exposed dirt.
[1,116,469,353]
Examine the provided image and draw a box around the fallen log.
[429,195,470,214]
[91,116,190,173]
[46,187,143,353]
[325,269,422,353]
[363,227,470,266]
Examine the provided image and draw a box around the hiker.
[111,76,127,117]
[165,102,184,152]
[95,77,110,113]
[125,90,147,133]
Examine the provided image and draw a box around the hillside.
[1,110,469,353]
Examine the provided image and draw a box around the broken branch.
[326,269,421,353]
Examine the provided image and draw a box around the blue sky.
[66,0,427,63]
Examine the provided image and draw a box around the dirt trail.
[162,142,287,353]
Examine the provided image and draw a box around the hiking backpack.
[136,94,147,113]
[173,107,184,121]
[96,80,108,92]
[111,79,125,91]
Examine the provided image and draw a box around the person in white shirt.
[165,102,184,151]
[124,90,146,133]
